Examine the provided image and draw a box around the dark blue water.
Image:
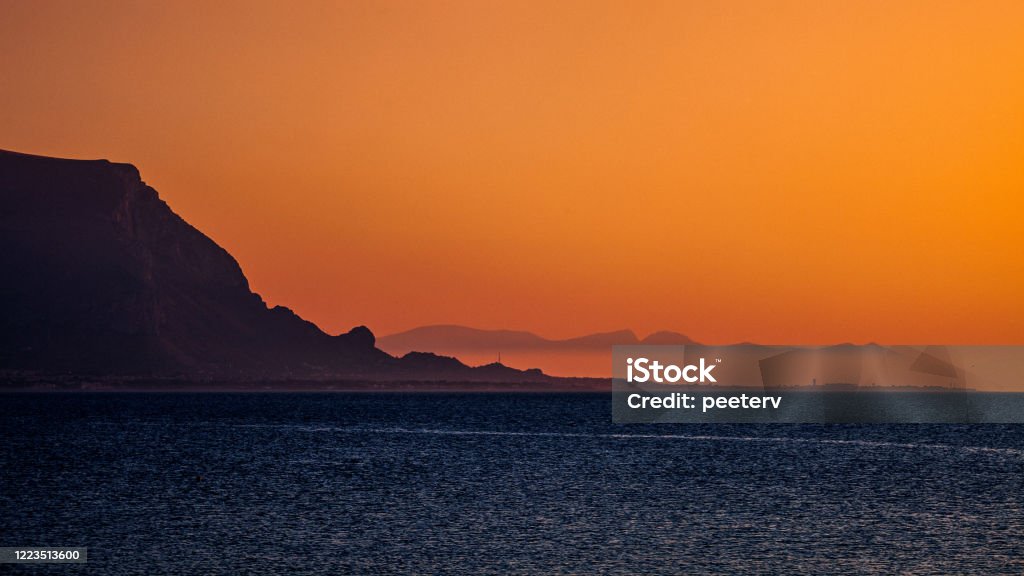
[2,393,1023,574]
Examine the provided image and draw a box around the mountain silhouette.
[0,150,545,382]
[378,325,698,377]
[379,325,697,354]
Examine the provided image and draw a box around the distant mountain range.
[379,325,697,353]
[0,150,547,383]
[378,326,698,377]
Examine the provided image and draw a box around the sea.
[1,393,1023,574]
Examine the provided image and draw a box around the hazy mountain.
[640,331,700,345]
[0,150,545,382]
[379,325,697,354]
[378,325,698,377]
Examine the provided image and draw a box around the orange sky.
[2,0,1022,344]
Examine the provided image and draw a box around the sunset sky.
[2,0,1022,344]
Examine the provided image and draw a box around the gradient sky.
[2,0,1022,344]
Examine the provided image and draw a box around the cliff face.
[0,150,541,381]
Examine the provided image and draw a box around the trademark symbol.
[715,358,722,363]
